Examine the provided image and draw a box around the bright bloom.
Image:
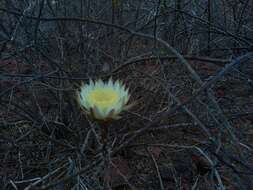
[77,78,131,121]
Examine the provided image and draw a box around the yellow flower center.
[87,88,119,108]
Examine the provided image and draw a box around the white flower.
[77,78,131,121]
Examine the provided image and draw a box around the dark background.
[1,0,253,189]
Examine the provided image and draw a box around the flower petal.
[77,78,131,121]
